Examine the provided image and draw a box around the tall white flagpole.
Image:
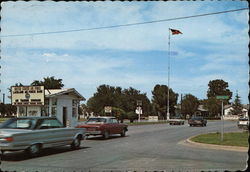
[167,28,171,120]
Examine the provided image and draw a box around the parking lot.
[0,120,248,172]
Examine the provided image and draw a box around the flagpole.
[167,28,170,120]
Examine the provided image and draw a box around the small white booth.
[11,86,85,127]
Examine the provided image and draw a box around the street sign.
[104,106,112,113]
[216,96,229,100]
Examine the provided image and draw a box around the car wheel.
[71,136,81,150]
[121,129,126,137]
[103,131,110,139]
[27,144,41,157]
[189,124,192,127]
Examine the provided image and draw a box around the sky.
[0,1,249,104]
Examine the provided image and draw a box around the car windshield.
[0,118,35,129]
[192,117,203,120]
[86,118,107,124]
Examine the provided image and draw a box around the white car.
[237,117,249,130]
[0,117,86,156]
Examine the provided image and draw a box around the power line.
[1,7,248,38]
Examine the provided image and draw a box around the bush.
[127,111,138,123]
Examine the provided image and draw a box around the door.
[63,107,67,127]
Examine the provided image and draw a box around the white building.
[12,86,85,127]
[224,104,249,120]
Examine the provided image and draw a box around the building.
[12,86,85,127]
[224,104,249,119]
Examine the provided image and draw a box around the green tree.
[151,84,178,119]
[87,85,123,115]
[121,87,152,117]
[127,111,138,123]
[31,76,64,89]
[207,79,232,103]
[181,94,199,116]
[203,97,221,117]
[230,92,243,116]
[87,85,152,117]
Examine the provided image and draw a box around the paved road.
[0,120,248,172]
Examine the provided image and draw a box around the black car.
[188,116,207,127]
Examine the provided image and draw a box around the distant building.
[224,104,249,119]
[11,86,85,127]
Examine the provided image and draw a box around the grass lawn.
[191,132,249,147]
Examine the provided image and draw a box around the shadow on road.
[1,146,90,162]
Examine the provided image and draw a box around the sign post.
[216,96,229,142]
[136,100,142,122]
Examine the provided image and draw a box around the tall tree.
[230,92,243,116]
[87,85,123,115]
[207,79,232,102]
[181,94,199,116]
[121,87,152,116]
[31,76,64,89]
[151,84,178,119]
[87,85,152,116]
[203,97,221,117]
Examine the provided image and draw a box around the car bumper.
[86,131,102,136]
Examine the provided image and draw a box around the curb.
[181,135,248,152]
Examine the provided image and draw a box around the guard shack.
[11,86,85,127]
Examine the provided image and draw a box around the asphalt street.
[0,120,248,172]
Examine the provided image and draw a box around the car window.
[111,119,118,123]
[0,119,35,129]
[86,118,107,124]
[38,119,63,129]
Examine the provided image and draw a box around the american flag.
[170,29,182,35]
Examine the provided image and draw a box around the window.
[0,119,35,129]
[72,107,77,118]
[38,119,63,129]
[52,98,57,105]
[51,107,57,116]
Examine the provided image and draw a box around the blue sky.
[0,1,249,104]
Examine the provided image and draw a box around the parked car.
[0,117,86,156]
[188,116,207,127]
[168,116,185,125]
[237,117,249,130]
[76,116,128,139]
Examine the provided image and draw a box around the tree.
[207,79,232,102]
[121,87,152,117]
[87,85,123,115]
[203,97,221,117]
[151,84,178,119]
[181,94,199,116]
[87,85,152,117]
[31,76,64,89]
[230,92,243,116]
[127,111,138,123]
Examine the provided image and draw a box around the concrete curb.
[180,135,248,152]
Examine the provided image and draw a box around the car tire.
[27,144,41,157]
[71,136,81,150]
[103,131,110,139]
[121,129,126,137]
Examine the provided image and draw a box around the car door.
[111,118,121,134]
[36,119,72,147]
